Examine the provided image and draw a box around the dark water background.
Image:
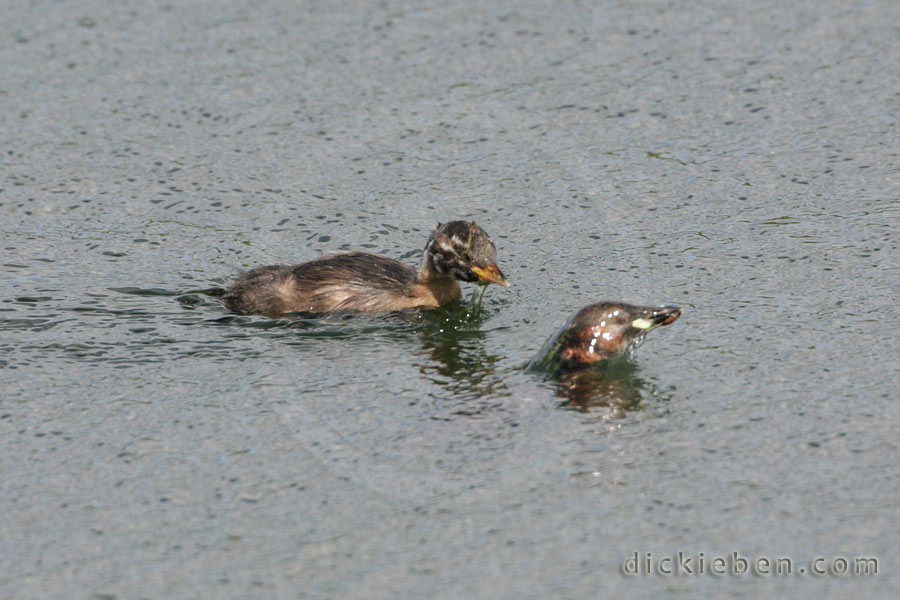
[2,1,898,598]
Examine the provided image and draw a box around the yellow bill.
[471,264,510,287]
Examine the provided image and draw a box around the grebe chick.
[222,220,508,316]
[531,302,681,372]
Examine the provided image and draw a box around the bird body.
[223,221,507,316]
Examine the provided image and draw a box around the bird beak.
[631,306,682,330]
[471,264,510,287]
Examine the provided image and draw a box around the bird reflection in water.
[414,301,506,411]
[554,358,654,413]
[529,302,682,413]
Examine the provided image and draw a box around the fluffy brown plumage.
[223,220,508,316]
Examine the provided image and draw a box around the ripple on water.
[2,284,518,375]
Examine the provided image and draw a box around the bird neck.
[415,254,461,306]
[417,252,447,283]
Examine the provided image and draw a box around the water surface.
[2,0,898,598]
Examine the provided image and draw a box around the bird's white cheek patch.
[632,318,654,330]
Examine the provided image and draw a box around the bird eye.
[617,315,629,325]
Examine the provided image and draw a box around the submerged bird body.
[531,301,682,373]
[223,221,507,316]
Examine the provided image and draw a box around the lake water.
[2,1,897,598]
